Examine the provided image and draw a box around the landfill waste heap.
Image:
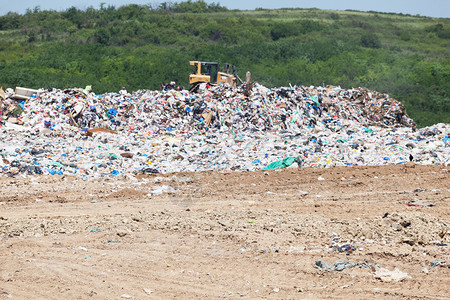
[0,83,448,177]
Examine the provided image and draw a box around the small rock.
[402,238,415,246]
[143,288,153,295]
[374,268,410,282]
[218,221,229,227]
[120,152,134,159]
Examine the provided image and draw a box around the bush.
[94,27,111,45]
[360,33,381,48]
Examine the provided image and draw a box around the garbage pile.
[0,84,448,177]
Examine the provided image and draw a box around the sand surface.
[1,164,449,299]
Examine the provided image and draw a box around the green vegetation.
[0,1,449,126]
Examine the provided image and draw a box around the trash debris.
[407,200,436,207]
[333,244,356,254]
[313,259,377,272]
[433,242,447,246]
[105,239,120,243]
[298,190,309,196]
[13,87,39,100]
[430,259,448,269]
[262,156,299,170]
[0,291,11,297]
[0,83,447,178]
[374,267,410,282]
[0,87,6,100]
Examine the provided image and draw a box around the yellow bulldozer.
[189,61,243,92]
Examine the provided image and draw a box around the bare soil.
[0,163,449,299]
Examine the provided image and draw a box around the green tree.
[94,27,111,44]
[360,33,381,48]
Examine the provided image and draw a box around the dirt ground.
[0,163,449,299]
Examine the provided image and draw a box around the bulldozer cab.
[200,62,218,83]
[190,61,219,84]
[189,61,241,92]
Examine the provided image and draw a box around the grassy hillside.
[0,2,449,126]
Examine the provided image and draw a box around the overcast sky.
[1,0,449,18]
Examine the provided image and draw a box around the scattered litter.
[0,291,12,299]
[407,200,436,207]
[333,244,355,254]
[313,259,377,272]
[262,156,299,170]
[430,259,447,269]
[433,242,447,246]
[298,190,309,196]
